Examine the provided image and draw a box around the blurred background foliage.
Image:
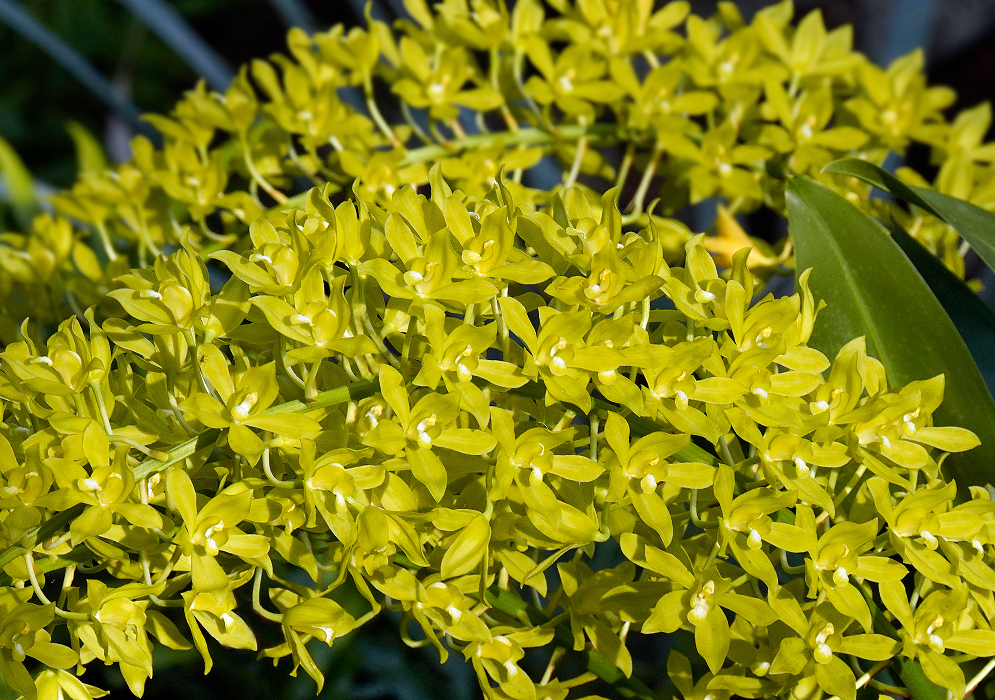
[1,1,995,699]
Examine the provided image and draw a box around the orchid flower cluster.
[0,174,990,700]
[2,0,993,341]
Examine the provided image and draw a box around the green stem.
[484,587,657,700]
[364,72,400,147]
[564,125,587,188]
[240,137,288,204]
[855,582,945,700]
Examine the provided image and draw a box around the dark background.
[1,1,994,699]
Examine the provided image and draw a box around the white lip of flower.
[902,409,920,436]
[12,641,25,661]
[456,362,473,382]
[203,521,224,556]
[688,581,715,625]
[31,355,54,366]
[78,477,101,492]
[147,473,161,490]
[696,288,716,303]
[221,612,235,631]
[446,604,463,621]
[140,289,163,300]
[530,465,543,485]
[504,660,519,676]
[547,339,568,375]
[719,60,735,75]
[717,161,733,176]
[298,110,313,121]
[249,253,272,264]
[752,387,769,401]
[794,457,811,479]
[291,313,313,326]
[675,389,689,409]
[752,661,770,676]
[813,640,833,664]
[920,529,938,550]
[833,566,849,587]
[462,249,482,264]
[586,269,612,298]
[926,616,945,652]
[973,539,985,556]
[427,82,446,99]
[640,473,657,494]
[813,623,835,664]
[558,74,574,92]
[747,528,763,550]
[811,400,830,413]
[416,415,437,449]
[598,369,617,385]
[403,270,424,285]
[799,122,814,141]
[334,491,347,509]
[880,435,893,449]
[365,405,382,429]
[232,392,258,421]
[316,626,335,643]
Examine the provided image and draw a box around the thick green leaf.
[785,176,995,491]
[890,225,995,397]
[824,158,995,274]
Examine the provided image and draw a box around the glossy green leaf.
[889,224,995,397]
[786,176,995,491]
[825,158,995,275]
